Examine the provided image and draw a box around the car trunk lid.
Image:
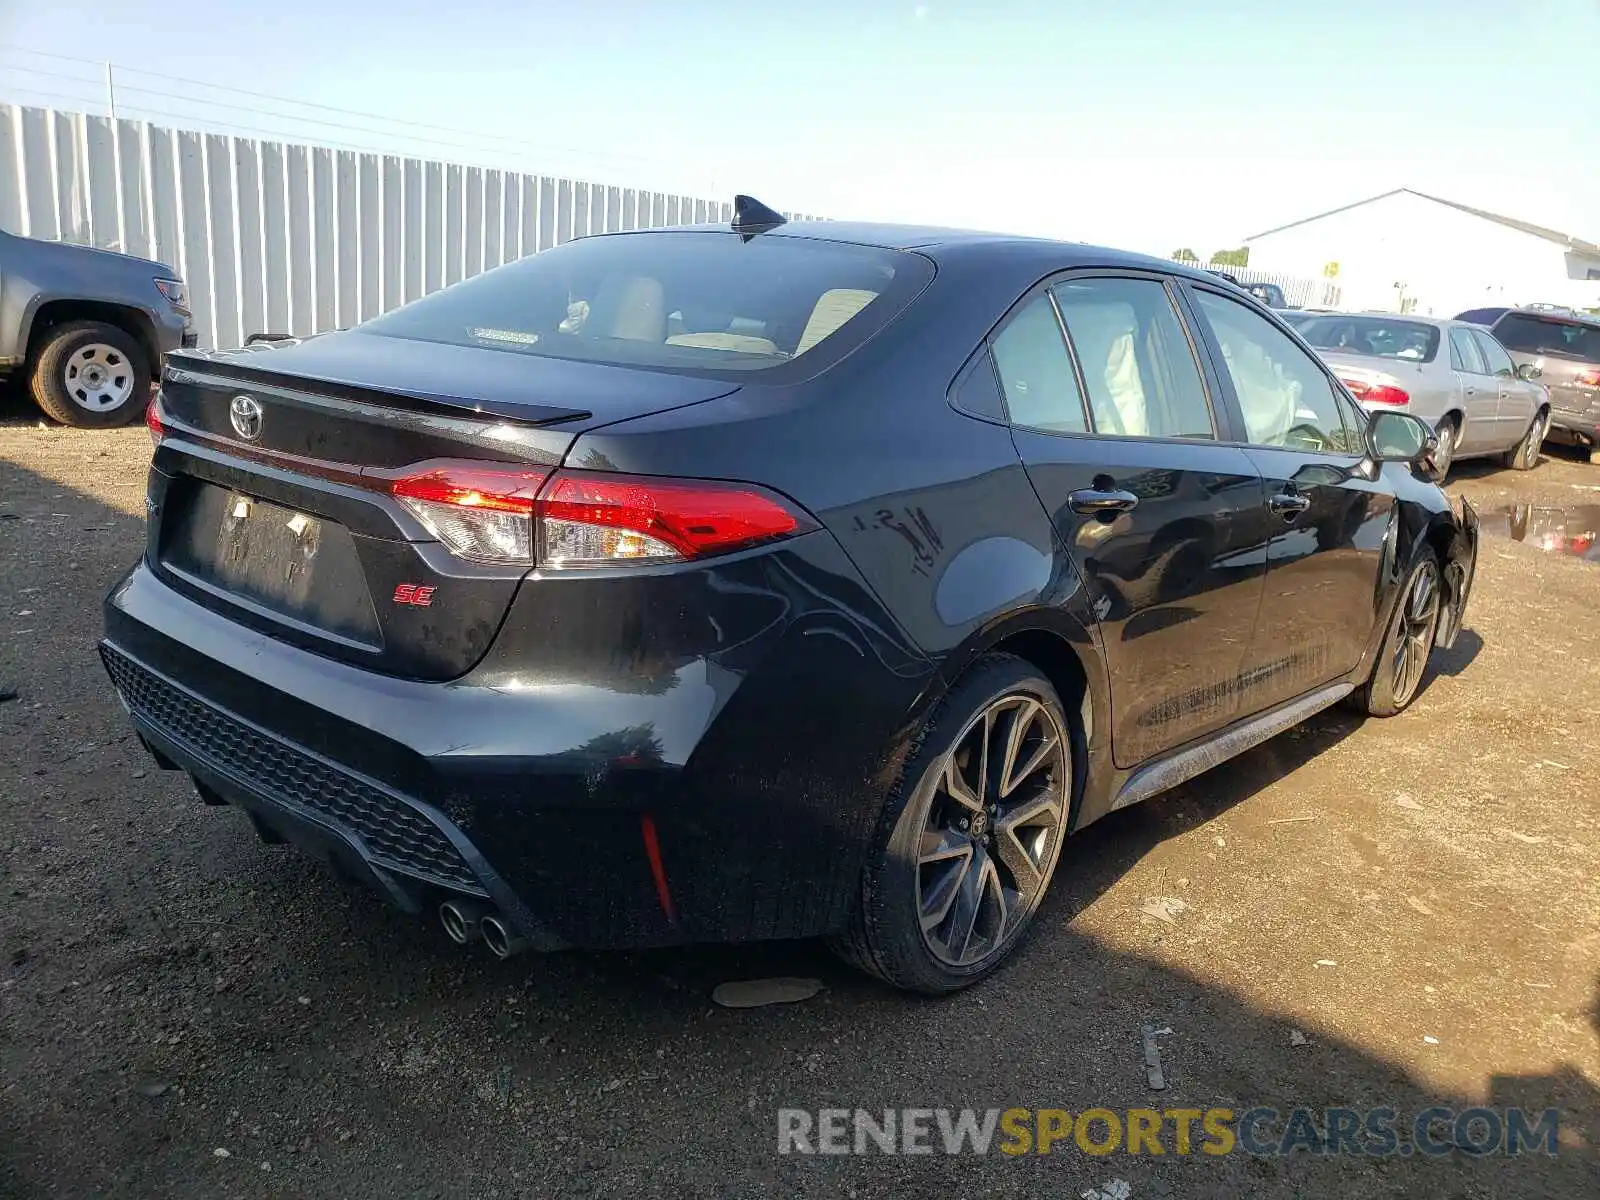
[1314,349,1426,409]
[149,333,740,680]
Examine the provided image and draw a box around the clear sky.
[2,0,1596,256]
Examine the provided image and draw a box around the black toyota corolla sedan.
[102,199,1479,992]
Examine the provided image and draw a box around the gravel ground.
[1,389,1596,1198]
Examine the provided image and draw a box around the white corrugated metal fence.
[1167,257,1343,309]
[0,104,800,350]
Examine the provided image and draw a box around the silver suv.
[0,228,195,427]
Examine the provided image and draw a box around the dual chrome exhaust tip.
[439,898,529,959]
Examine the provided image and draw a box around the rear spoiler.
[163,350,593,427]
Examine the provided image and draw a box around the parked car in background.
[1293,311,1548,477]
[1205,269,1288,309]
[102,204,1479,992]
[1476,308,1600,456]
[0,228,195,427]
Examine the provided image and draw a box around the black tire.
[1431,417,1458,482]
[1351,550,1442,717]
[1499,410,1547,471]
[828,654,1074,994]
[28,320,152,428]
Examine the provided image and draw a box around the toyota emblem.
[229,394,264,440]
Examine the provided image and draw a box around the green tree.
[1209,247,1249,267]
[1170,247,1200,263]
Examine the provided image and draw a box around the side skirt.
[1109,681,1354,812]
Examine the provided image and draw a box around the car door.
[1471,328,1533,448]
[993,271,1271,768]
[1446,325,1499,453]
[1184,284,1393,715]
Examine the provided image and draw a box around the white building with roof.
[1244,188,1600,316]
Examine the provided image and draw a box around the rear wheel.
[1500,410,1547,471]
[830,655,1073,993]
[1353,552,1442,717]
[28,320,152,429]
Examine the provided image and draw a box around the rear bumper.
[104,642,567,947]
[102,539,933,949]
[1547,411,1600,444]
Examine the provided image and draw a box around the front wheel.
[1353,552,1442,717]
[829,655,1073,993]
[28,320,152,428]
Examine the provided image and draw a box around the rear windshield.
[1295,315,1440,363]
[361,231,930,375]
[1491,314,1600,361]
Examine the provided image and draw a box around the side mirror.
[1368,411,1443,480]
[1516,361,1542,381]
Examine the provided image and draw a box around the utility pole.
[104,62,117,122]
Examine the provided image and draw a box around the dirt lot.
[1,390,1597,1198]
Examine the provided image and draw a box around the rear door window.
[990,295,1089,433]
[1449,328,1489,375]
[1050,277,1215,439]
[1471,330,1517,378]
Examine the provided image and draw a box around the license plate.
[162,479,381,645]
[215,493,323,606]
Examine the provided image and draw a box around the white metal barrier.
[0,103,810,349]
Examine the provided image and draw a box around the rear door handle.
[1068,488,1140,517]
[1269,491,1311,519]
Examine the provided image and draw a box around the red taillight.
[391,463,550,563]
[145,394,165,445]
[1577,369,1600,389]
[536,470,812,567]
[387,463,812,568]
[1341,378,1409,406]
[392,465,546,514]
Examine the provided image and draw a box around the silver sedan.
[1286,311,1550,476]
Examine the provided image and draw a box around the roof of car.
[1297,310,1463,330]
[1310,308,1600,332]
[619,218,1206,275]
[1501,305,1600,327]
[762,219,1037,249]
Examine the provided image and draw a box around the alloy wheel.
[1390,560,1441,707]
[1520,414,1547,469]
[1432,421,1456,477]
[916,694,1068,968]
[62,343,136,412]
